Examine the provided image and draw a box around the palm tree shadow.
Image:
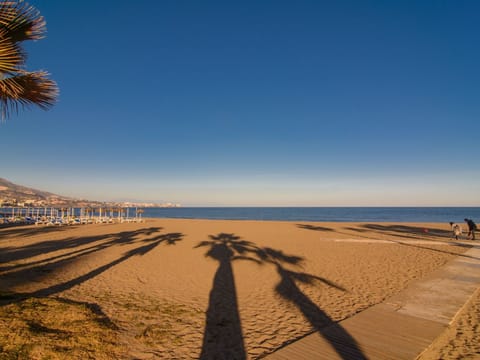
[296,224,334,232]
[196,233,257,359]
[2,231,184,303]
[264,247,366,359]
[195,234,367,360]
[0,226,165,269]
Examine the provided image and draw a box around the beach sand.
[0,219,475,359]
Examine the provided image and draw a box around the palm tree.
[0,1,58,120]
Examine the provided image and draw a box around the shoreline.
[2,206,479,224]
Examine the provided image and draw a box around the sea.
[141,207,480,223]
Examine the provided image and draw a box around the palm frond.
[0,30,24,73]
[0,70,58,118]
[0,1,46,42]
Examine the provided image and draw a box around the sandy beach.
[0,219,477,359]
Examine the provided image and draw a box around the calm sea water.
[142,207,480,223]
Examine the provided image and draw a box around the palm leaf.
[0,1,46,42]
[0,30,24,73]
[0,70,58,118]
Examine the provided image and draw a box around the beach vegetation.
[120,296,201,347]
[0,1,57,120]
[0,297,124,359]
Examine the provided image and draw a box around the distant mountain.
[0,178,56,200]
[0,178,180,208]
[0,178,99,207]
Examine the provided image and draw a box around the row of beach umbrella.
[0,207,145,225]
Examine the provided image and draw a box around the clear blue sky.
[1,0,479,206]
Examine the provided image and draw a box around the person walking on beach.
[464,219,477,240]
[449,222,463,240]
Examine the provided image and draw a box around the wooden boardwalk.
[265,243,480,360]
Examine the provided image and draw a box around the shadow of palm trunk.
[275,264,367,360]
[200,254,246,360]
